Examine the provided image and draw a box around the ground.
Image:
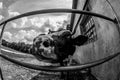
[0,46,51,80]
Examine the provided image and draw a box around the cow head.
[32,30,88,63]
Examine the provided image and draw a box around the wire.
[0,51,120,72]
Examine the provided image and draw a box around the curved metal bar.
[0,8,119,72]
[0,9,117,27]
[0,51,120,72]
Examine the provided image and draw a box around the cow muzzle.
[34,36,58,61]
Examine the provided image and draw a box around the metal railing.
[0,8,119,80]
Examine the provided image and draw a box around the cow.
[31,29,88,65]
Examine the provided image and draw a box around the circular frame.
[0,9,119,72]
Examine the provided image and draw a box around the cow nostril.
[43,41,49,47]
[39,48,44,52]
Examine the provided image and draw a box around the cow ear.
[72,35,88,46]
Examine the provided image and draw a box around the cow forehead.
[50,30,71,36]
[34,30,71,43]
[35,35,53,42]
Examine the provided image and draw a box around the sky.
[0,0,72,44]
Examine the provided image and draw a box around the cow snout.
[38,48,44,52]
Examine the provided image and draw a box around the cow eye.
[43,41,49,47]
